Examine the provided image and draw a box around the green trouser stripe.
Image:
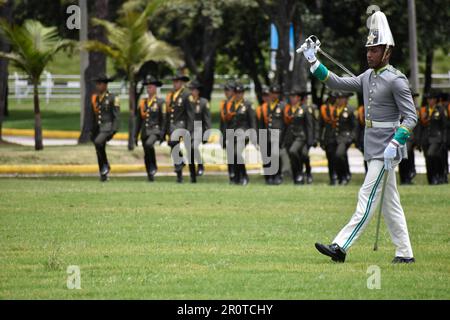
[343,168,385,250]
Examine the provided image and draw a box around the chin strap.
[381,45,391,64]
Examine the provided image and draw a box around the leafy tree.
[0,19,73,150]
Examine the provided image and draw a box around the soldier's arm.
[134,100,143,142]
[310,61,364,93]
[160,101,167,140]
[391,76,418,145]
[112,95,121,132]
[306,109,315,147]
[247,103,257,131]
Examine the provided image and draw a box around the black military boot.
[306,172,313,184]
[272,174,283,185]
[100,164,109,182]
[392,257,415,264]
[315,243,346,263]
[197,164,204,176]
[238,164,249,185]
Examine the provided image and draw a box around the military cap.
[289,90,311,97]
[269,83,281,93]
[188,79,203,89]
[336,92,354,98]
[234,81,247,92]
[424,90,440,99]
[222,80,236,91]
[142,75,162,87]
[171,70,190,82]
[92,74,114,83]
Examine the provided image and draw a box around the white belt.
[365,120,400,128]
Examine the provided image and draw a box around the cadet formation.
[90,50,448,189]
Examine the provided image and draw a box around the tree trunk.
[291,16,308,92]
[199,16,217,100]
[78,0,108,144]
[33,81,43,150]
[0,0,13,142]
[128,76,136,150]
[422,49,433,105]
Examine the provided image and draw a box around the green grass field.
[0,175,449,299]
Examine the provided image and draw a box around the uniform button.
[372,83,376,86]
[370,90,373,93]
[374,75,377,79]
[145,124,149,127]
[98,121,101,124]
[367,114,370,117]
[369,98,372,102]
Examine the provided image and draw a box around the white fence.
[8,71,450,103]
[7,73,257,103]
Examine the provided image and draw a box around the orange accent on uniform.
[91,94,99,114]
[283,104,294,125]
[320,104,337,128]
[139,99,146,118]
[261,102,269,126]
[357,105,365,126]
[419,106,430,126]
[225,98,237,121]
[165,92,173,113]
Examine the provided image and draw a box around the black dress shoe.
[294,174,304,185]
[190,175,197,183]
[100,174,108,182]
[306,173,313,184]
[239,175,249,186]
[176,171,183,183]
[266,176,274,185]
[197,164,204,176]
[272,175,283,185]
[392,256,415,264]
[339,178,349,186]
[147,174,154,182]
[100,164,110,176]
[329,179,338,186]
[315,243,346,263]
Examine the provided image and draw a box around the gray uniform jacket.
[324,65,417,161]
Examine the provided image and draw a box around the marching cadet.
[419,90,447,185]
[259,84,286,185]
[332,92,358,185]
[303,11,417,263]
[398,90,420,184]
[226,81,256,185]
[90,75,120,182]
[302,92,320,184]
[256,85,270,131]
[256,86,271,182]
[319,91,339,185]
[134,75,166,182]
[284,90,314,184]
[220,80,236,183]
[187,79,211,182]
[355,104,368,173]
[165,71,194,183]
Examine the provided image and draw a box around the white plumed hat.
[366,11,395,47]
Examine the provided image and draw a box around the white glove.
[297,36,320,64]
[383,140,399,171]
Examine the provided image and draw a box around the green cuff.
[393,126,411,145]
[313,63,330,82]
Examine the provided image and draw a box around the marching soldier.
[90,75,120,182]
[226,81,256,185]
[220,80,236,183]
[303,97,320,184]
[331,92,358,185]
[419,90,447,185]
[398,90,420,184]
[187,79,212,182]
[134,75,166,182]
[256,86,271,182]
[303,11,417,263]
[165,71,194,183]
[319,91,339,185]
[259,84,286,185]
[284,90,314,184]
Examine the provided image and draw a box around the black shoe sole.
[315,243,345,263]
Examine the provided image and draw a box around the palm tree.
[0,20,73,150]
[84,0,184,150]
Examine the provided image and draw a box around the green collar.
[374,64,389,75]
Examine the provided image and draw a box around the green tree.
[83,0,183,150]
[0,19,73,150]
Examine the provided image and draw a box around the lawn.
[0,175,449,299]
